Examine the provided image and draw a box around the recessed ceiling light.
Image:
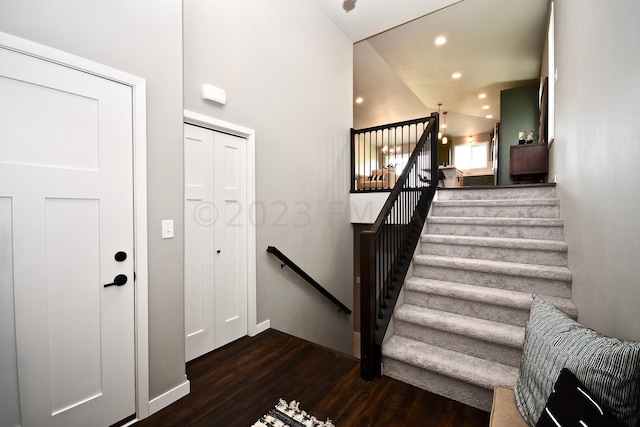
[435,36,447,46]
[482,105,490,110]
[486,115,493,119]
[452,72,462,79]
[478,93,487,99]
[355,97,364,104]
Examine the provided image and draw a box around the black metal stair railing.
[267,246,352,315]
[351,117,433,193]
[360,112,439,381]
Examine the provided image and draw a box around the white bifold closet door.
[184,123,248,362]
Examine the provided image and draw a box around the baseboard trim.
[251,320,270,336]
[148,378,190,416]
[353,331,361,359]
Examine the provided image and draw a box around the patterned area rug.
[251,399,335,427]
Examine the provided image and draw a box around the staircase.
[381,184,577,412]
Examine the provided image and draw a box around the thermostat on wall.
[201,84,227,105]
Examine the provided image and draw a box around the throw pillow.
[514,296,640,427]
[536,368,626,427]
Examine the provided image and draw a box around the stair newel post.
[350,128,356,192]
[430,111,439,189]
[360,229,380,381]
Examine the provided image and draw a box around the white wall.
[550,0,640,341]
[0,0,186,400]
[184,0,354,353]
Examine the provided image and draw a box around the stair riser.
[413,265,572,298]
[437,187,556,201]
[395,320,523,367]
[431,204,560,219]
[383,358,494,412]
[426,223,564,241]
[421,242,568,267]
[404,290,532,327]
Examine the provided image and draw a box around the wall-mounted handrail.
[267,246,352,315]
[360,112,439,381]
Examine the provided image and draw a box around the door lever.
[104,274,128,288]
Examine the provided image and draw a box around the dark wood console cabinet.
[509,143,548,182]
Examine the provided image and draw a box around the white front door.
[0,43,135,427]
[184,124,247,362]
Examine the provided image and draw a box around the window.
[454,143,488,170]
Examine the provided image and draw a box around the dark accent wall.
[498,83,540,185]
[438,141,451,166]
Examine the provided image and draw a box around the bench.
[489,387,529,427]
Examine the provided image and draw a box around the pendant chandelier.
[437,103,443,140]
[441,111,448,145]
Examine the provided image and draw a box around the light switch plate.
[162,220,174,239]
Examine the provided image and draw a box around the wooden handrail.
[267,246,352,315]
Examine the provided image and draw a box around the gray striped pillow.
[514,296,640,427]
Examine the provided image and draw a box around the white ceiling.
[309,0,550,137]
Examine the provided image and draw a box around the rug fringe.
[276,399,335,427]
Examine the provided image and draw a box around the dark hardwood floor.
[135,329,490,427]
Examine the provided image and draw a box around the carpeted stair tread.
[413,254,572,281]
[431,199,560,218]
[421,234,567,252]
[427,216,564,227]
[432,198,559,208]
[436,185,556,201]
[382,335,519,391]
[404,276,578,318]
[382,185,573,408]
[394,304,525,349]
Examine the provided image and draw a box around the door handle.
[104,274,128,288]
